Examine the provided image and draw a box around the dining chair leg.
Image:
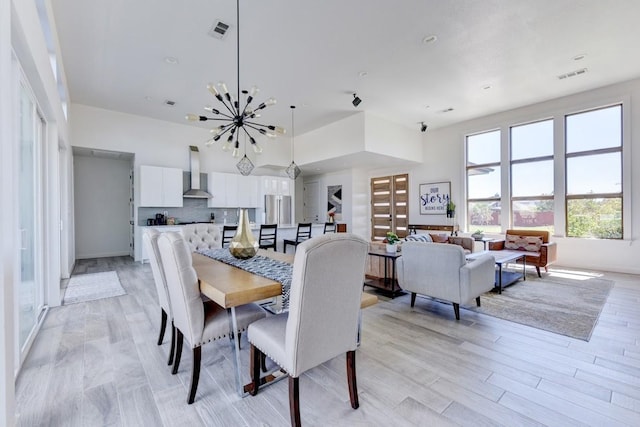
[476,296,481,307]
[346,350,359,409]
[249,344,261,396]
[289,376,301,427]
[410,292,417,307]
[453,303,460,320]
[172,329,183,375]
[187,346,201,404]
[261,352,267,373]
[158,309,167,345]
[167,322,176,366]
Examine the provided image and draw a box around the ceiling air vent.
[208,20,231,40]
[164,100,176,107]
[558,68,588,80]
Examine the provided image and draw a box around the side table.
[364,248,404,297]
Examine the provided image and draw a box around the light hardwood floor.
[14,257,640,426]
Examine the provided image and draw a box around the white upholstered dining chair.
[157,231,266,404]
[143,229,175,367]
[247,233,369,426]
[182,223,222,251]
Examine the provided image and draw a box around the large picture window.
[466,130,501,233]
[510,119,554,233]
[565,105,622,238]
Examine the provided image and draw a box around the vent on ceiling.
[208,20,231,40]
[558,68,588,80]
[164,100,176,107]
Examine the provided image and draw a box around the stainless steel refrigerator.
[265,195,292,225]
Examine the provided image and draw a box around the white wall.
[73,155,132,258]
[1,0,15,423]
[364,112,422,160]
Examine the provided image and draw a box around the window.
[466,130,501,233]
[510,119,554,233]
[565,105,622,238]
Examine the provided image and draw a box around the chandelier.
[186,0,284,174]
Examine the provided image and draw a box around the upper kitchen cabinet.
[207,172,259,208]
[139,165,183,207]
[262,176,291,196]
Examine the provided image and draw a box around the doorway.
[370,174,409,241]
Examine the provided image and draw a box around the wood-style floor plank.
[14,258,640,426]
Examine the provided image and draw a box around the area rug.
[467,274,613,341]
[63,271,126,305]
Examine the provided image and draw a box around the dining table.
[192,249,378,397]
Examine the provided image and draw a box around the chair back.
[323,222,336,234]
[222,225,238,248]
[183,223,222,251]
[295,223,312,242]
[259,224,278,250]
[397,242,466,297]
[143,229,171,314]
[158,232,204,346]
[285,233,368,377]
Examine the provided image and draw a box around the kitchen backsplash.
[138,198,257,225]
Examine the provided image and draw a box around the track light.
[420,122,428,132]
[352,93,362,107]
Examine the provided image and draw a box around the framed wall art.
[419,181,451,215]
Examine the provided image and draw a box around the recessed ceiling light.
[422,35,438,44]
[573,53,587,61]
[164,56,178,65]
[425,105,430,109]
[358,71,368,78]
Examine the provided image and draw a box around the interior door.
[303,181,319,223]
[370,174,408,241]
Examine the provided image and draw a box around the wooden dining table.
[192,249,377,397]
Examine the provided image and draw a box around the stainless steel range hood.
[183,146,213,199]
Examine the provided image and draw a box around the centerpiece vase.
[229,209,258,259]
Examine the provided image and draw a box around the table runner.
[197,248,292,308]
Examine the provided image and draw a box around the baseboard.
[75,251,131,259]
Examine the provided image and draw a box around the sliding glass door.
[18,77,44,354]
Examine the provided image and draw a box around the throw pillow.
[405,234,433,243]
[505,234,543,252]
[429,233,449,243]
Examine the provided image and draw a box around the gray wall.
[74,155,132,258]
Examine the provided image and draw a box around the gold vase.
[229,209,258,259]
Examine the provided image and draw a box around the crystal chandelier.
[185,0,284,172]
[285,105,301,180]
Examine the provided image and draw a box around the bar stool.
[258,224,278,251]
[323,222,336,234]
[222,225,237,248]
[283,223,312,253]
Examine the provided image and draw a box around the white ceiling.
[51,0,640,159]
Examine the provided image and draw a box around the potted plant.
[472,229,484,240]
[446,201,456,218]
[385,231,400,253]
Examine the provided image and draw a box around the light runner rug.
[467,273,613,341]
[63,271,126,305]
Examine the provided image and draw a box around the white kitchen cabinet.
[139,165,183,207]
[208,172,259,208]
[237,175,259,207]
[262,176,291,196]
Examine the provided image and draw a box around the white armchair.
[397,241,495,320]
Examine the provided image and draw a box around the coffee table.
[467,250,526,294]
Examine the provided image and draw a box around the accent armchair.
[488,229,557,277]
[397,241,495,320]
